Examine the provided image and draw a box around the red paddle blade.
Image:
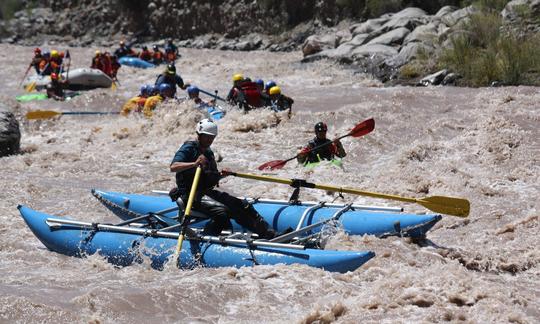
[257,160,286,171]
[349,118,375,137]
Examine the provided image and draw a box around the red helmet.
[34,47,41,54]
[50,73,58,80]
[314,122,328,132]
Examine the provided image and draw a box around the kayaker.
[121,85,151,116]
[46,73,67,101]
[154,64,189,97]
[268,86,294,116]
[143,83,174,117]
[226,74,264,111]
[151,45,164,65]
[41,50,63,75]
[297,122,346,164]
[170,119,277,238]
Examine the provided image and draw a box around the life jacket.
[166,51,176,63]
[143,95,164,117]
[139,50,152,61]
[305,138,335,163]
[152,51,163,63]
[101,55,113,78]
[237,81,262,108]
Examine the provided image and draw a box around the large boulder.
[302,34,337,57]
[440,6,478,27]
[502,0,540,27]
[0,104,20,157]
[367,27,410,46]
[351,44,398,58]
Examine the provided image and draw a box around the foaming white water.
[1,44,539,323]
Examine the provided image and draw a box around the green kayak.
[16,92,80,102]
[304,159,343,169]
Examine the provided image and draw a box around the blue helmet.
[187,86,199,96]
[265,80,276,90]
[140,85,149,96]
[147,85,156,95]
[159,83,172,95]
[255,79,264,87]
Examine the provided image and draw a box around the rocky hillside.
[2,1,470,48]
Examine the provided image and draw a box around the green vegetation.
[0,0,24,20]
[438,9,540,86]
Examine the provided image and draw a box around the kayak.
[118,57,155,69]
[22,68,113,90]
[92,190,442,238]
[17,205,375,273]
[16,91,80,102]
[304,159,343,169]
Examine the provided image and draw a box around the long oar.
[199,88,227,103]
[19,64,32,88]
[26,110,120,120]
[174,166,202,266]
[258,118,375,171]
[223,171,470,217]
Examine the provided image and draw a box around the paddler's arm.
[170,155,208,172]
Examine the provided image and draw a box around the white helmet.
[196,119,218,136]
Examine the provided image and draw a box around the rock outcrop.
[0,103,20,157]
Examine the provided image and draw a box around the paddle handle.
[199,88,227,103]
[175,166,202,260]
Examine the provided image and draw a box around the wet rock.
[419,69,448,86]
[366,27,410,46]
[302,34,336,57]
[351,44,398,58]
[442,73,460,85]
[440,6,478,27]
[0,104,20,157]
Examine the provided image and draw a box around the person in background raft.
[164,39,179,63]
[46,73,67,101]
[268,86,294,117]
[169,119,277,238]
[139,46,152,62]
[187,86,215,107]
[297,122,346,165]
[114,40,136,58]
[91,50,103,70]
[152,45,164,65]
[143,83,174,117]
[155,64,189,98]
[121,85,152,116]
[30,48,44,74]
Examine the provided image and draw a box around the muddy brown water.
[0,44,538,323]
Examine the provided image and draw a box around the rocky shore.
[1,0,539,85]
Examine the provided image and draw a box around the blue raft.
[118,57,156,69]
[18,205,375,273]
[92,190,442,238]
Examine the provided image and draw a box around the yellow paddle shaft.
[175,166,202,258]
[228,171,469,217]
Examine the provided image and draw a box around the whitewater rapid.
[0,44,538,323]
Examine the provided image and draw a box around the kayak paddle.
[222,171,470,217]
[258,118,375,171]
[26,110,120,120]
[175,166,202,265]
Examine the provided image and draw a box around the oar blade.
[349,118,375,137]
[25,81,37,93]
[257,160,286,171]
[419,196,470,217]
[25,110,61,120]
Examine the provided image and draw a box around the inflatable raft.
[92,190,442,238]
[22,68,113,90]
[18,205,375,273]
